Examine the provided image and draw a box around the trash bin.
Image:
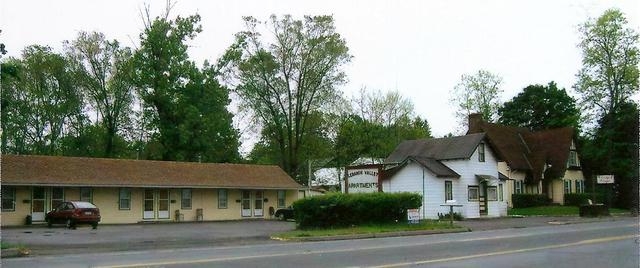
[26,215,32,225]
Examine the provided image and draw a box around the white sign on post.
[596,175,614,184]
[346,167,379,193]
[407,208,420,224]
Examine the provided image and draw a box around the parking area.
[2,220,296,255]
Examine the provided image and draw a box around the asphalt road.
[2,218,638,268]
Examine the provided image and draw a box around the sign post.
[440,201,463,226]
[597,175,614,207]
[407,209,420,224]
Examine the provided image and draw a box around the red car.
[46,201,101,229]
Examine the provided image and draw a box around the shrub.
[512,194,551,208]
[579,204,610,217]
[438,212,464,221]
[292,192,422,229]
[564,193,604,206]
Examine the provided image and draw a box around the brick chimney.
[467,113,484,134]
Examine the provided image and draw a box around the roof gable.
[385,133,486,163]
[467,116,578,183]
[409,156,460,178]
[1,155,302,189]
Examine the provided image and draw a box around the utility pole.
[308,159,312,198]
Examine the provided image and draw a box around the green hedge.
[565,193,604,206]
[512,194,551,208]
[292,192,422,229]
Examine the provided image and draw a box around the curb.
[271,227,471,242]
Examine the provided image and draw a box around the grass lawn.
[508,206,629,216]
[273,220,461,239]
[0,241,22,250]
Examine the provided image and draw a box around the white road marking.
[96,234,638,268]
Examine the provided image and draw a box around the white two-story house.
[381,133,508,219]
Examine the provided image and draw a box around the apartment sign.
[596,175,614,184]
[346,167,380,193]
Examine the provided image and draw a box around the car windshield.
[73,202,97,208]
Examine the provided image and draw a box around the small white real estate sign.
[345,166,380,193]
[596,175,614,184]
[407,208,420,224]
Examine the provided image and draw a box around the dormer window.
[567,141,580,167]
[478,143,485,162]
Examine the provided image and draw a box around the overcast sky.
[2,0,638,144]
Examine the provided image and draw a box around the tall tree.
[65,31,134,157]
[353,88,414,127]
[498,82,580,131]
[1,46,86,155]
[575,9,639,213]
[334,114,431,168]
[574,9,639,123]
[131,11,240,162]
[220,15,351,179]
[450,69,503,129]
[580,101,638,211]
[0,29,6,56]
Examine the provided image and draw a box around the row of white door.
[28,187,266,221]
[141,189,266,219]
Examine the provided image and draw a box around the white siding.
[382,141,508,219]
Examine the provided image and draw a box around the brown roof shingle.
[1,155,303,189]
[385,133,486,163]
[467,115,577,183]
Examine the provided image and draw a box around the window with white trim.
[487,186,498,201]
[575,180,585,193]
[468,186,479,201]
[514,180,523,194]
[444,181,453,201]
[181,189,192,209]
[119,188,131,210]
[478,143,486,162]
[51,187,64,209]
[277,190,286,208]
[218,189,228,209]
[564,180,572,194]
[1,186,16,211]
[567,141,580,167]
[80,188,92,203]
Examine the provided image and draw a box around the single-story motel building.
[1,154,304,226]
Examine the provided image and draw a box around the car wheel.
[46,218,52,228]
[66,218,75,229]
[276,213,284,221]
[91,222,98,229]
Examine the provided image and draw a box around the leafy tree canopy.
[575,9,639,125]
[220,14,351,178]
[65,31,135,157]
[131,11,240,162]
[450,69,503,130]
[498,82,580,131]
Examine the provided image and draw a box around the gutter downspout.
[422,168,426,219]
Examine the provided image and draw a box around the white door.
[31,187,46,221]
[158,189,170,219]
[143,189,155,219]
[254,191,264,217]
[241,190,252,217]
